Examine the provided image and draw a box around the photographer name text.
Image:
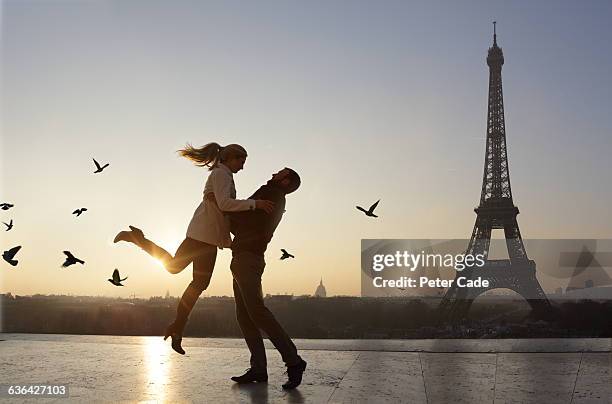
[372,276,489,288]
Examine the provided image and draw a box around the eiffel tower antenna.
[493,21,497,45]
[438,27,551,321]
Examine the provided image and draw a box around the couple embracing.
[114,142,306,390]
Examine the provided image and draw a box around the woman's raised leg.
[114,227,198,274]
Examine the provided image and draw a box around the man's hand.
[207,192,273,214]
[255,200,275,214]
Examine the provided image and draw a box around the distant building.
[314,278,327,298]
[265,294,293,302]
[165,290,171,299]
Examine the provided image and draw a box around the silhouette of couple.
[114,143,306,390]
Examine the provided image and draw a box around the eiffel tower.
[439,23,551,321]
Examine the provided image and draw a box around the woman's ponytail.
[178,142,247,170]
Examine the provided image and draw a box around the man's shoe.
[282,359,307,390]
[231,368,268,384]
[163,323,185,355]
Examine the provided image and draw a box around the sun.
[150,257,166,269]
[145,236,182,270]
[141,254,168,271]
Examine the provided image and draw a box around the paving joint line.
[418,352,429,404]
[570,352,584,404]
[325,352,360,403]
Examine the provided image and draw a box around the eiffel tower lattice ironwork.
[439,23,551,321]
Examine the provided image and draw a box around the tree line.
[2,294,611,338]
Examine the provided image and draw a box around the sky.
[1,0,611,298]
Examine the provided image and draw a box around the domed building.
[314,278,327,298]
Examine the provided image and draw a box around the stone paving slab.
[0,336,610,403]
[494,353,581,404]
[328,352,426,403]
[420,353,497,403]
[572,353,612,404]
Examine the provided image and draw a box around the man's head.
[271,168,301,194]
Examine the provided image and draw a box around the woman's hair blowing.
[178,142,247,170]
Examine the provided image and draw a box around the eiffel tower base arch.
[438,260,552,323]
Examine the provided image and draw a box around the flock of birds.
[2,158,128,286]
[2,156,382,284]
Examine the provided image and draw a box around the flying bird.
[3,219,13,231]
[3,246,21,266]
[280,249,295,260]
[108,269,128,286]
[72,208,88,217]
[356,199,380,217]
[93,158,109,173]
[62,251,85,267]
[0,203,14,211]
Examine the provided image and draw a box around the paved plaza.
[0,334,610,403]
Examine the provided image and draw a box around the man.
[226,167,306,390]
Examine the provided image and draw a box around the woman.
[114,142,274,354]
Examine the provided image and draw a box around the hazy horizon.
[2,0,612,298]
